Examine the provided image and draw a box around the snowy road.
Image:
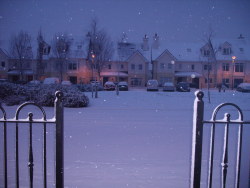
[0,89,250,188]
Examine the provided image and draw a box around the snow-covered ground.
[0,89,250,188]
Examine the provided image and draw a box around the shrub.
[0,83,89,108]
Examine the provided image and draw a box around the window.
[204,64,212,71]
[222,78,229,85]
[223,48,231,55]
[203,50,210,57]
[131,64,135,70]
[187,48,192,52]
[168,63,172,69]
[160,63,165,69]
[121,64,124,69]
[239,48,244,53]
[205,78,213,83]
[68,62,77,70]
[235,63,244,72]
[222,63,229,71]
[138,64,143,70]
[108,64,112,69]
[77,45,82,50]
[191,64,195,70]
[1,61,5,67]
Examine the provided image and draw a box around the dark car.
[118,81,128,91]
[176,82,190,92]
[236,83,250,92]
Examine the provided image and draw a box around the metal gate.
[190,91,250,188]
[0,91,64,188]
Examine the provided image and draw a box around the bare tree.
[202,30,218,103]
[86,18,114,81]
[51,33,71,82]
[9,30,32,81]
[36,28,50,80]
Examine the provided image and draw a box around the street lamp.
[231,56,236,89]
[91,52,98,98]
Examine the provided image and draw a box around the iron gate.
[190,91,250,188]
[0,91,64,188]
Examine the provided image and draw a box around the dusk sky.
[1,0,250,50]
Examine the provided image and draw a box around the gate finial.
[195,91,204,101]
[55,91,63,101]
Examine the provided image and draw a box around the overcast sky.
[0,0,250,50]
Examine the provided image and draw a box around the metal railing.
[0,91,64,188]
[190,91,250,188]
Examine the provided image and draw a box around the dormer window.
[203,50,210,57]
[239,48,244,53]
[223,48,231,55]
[77,45,82,50]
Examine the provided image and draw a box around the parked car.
[147,80,159,91]
[28,80,41,85]
[104,81,116,91]
[43,77,60,84]
[162,82,175,92]
[118,81,128,91]
[176,82,190,92]
[90,81,104,91]
[236,83,250,92]
[61,80,72,86]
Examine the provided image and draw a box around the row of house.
[1,34,250,89]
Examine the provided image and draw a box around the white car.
[43,77,60,84]
[61,80,72,86]
[163,82,175,92]
[147,80,159,91]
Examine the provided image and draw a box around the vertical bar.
[221,114,230,188]
[16,122,19,188]
[190,91,204,188]
[28,113,34,188]
[235,123,243,188]
[43,122,47,188]
[207,123,215,188]
[55,91,64,188]
[4,121,8,188]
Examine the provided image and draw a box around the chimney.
[152,33,160,49]
[142,34,149,51]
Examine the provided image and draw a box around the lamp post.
[91,53,98,98]
[232,56,236,89]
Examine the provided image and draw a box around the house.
[0,48,9,80]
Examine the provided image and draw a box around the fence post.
[55,91,64,188]
[190,91,204,188]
